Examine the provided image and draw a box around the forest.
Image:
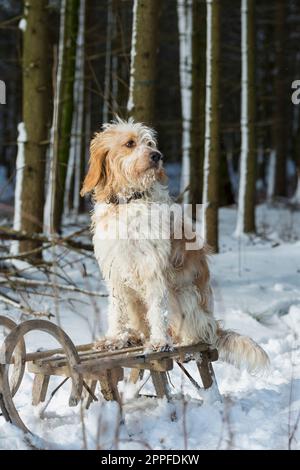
[0,0,299,451]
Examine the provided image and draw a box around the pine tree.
[16,0,52,255]
[127,0,160,124]
[235,0,256,235]
[202,0,220,251]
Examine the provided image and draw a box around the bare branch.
[0,292,54,318]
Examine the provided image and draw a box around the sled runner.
[0,315,219,436]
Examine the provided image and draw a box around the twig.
[0,244,51,261]
[0,292,54,318]
[0,276,108,298]
[0,226,93,252]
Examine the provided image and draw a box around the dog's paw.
[94,332,144,351]
[94,337,113,351]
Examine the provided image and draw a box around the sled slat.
[99,368,123,404]
[151,371,170,399]
[197,353,216,389]
[82,379,98,409]
[32,374,50,406]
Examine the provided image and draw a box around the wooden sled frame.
[0,315,219,437]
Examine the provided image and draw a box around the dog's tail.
[216,328,270,374]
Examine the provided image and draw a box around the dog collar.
[107,191,147,205]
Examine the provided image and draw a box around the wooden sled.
[0,315,219,437]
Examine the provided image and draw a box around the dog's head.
[80,117,166,202]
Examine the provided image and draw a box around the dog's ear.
[80,132,107,196]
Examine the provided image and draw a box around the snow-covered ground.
[0,203,299,450]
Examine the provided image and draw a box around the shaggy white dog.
[81,118,269,373]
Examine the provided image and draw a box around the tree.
[293,109,300,204]
[103,0,130,121]
[64,0,86,216]
[235,0,256,236]
[127,0,160,124]
[177,0,193,200]
[50,0,79,233]
[272,0,287,198]
[202,0,220,252]
[190,0,206,208]
[13,0,52,256]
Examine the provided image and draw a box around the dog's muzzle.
[150,151,163,167]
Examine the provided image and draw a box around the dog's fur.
[81,117,269,373]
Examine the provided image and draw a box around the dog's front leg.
[95,287,129,350]
[145,282,172,351]
[106,292,125,338]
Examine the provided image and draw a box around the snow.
[292,177,300,204]
[0,79,6,104]
[177,0,192,201]
[0,201,299,450]
[127,0,138,114]
[202,0,214,238]
[10,122,27,255]
[44,0,66,233]
[235,0,249,237]
[18,18,27,32]
[267,150,276,201]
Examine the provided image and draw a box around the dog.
[81,117,269,373]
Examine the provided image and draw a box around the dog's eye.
[125,140,135,148]
[147,141,154,148]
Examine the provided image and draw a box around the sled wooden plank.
[82,379,98,409]
[151,371,170,399]
[74,343,210,375]
[27,361,70,377]
[99,368,123,404]
[197,353,216,389]
[27,360,121,382]
[28,346,145,368]
[129,359,173,372]
[24,344,143,364]
[129,368,143,384]
[32,374,50,406]
[207,349,218,362]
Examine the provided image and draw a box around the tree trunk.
[64,0,85,216]
[293,110,300,204]
[17,0,52,255]
[235,0,256,236]
[103,0,114,123]
[272,0,287,198]
[73,0,86,215]
[112,0,130,118]
[177,0,193,200]
[202,0,220,252]
[52,0,79,233]
[127,0,160,125]
[103,0,130,121]
[190,0,206,208]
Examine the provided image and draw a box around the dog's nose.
[150,151,162,163]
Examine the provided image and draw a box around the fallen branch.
[0,244,51,261]
[0,276,108,298]
[0,226,93,252]
[0,292,54,318]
